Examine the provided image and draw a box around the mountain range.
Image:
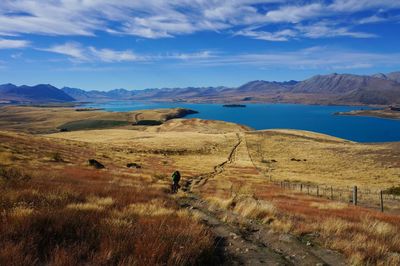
[1,71,400,105]
[0,83,75,103]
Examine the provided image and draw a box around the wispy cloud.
[39,41,400,71]
[40,42,142,62]
[295,22,378,39]
[0,38,29,49]
[41,42,215,63]
[330,0,400,12]
[41,42,89,61]
[0,0,398,41]
[235,29,297,41]
[263,3,325,23]
[88,47,142,63]
[177,46,400,70]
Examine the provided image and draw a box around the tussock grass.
[249,183,400,265]
[316,216,400,264]
[233,196,276,223]
[123,200,176,217]
[206,196,234,210]
[0,162,217,265]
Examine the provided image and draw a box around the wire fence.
[268,178,399,212]
[244,134,400,213]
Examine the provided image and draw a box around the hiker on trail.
[171,170,181,193]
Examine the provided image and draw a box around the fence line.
[269,179,399,212]
[243,135,399,213]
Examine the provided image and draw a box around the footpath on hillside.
[176,133,346,265]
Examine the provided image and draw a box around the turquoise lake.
[82,102,400,143]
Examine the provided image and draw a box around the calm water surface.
[82,102,400,143]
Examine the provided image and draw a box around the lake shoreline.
[78,101,400,143]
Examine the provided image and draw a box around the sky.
[0,0,400,91]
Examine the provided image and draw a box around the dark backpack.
[172,171,181,182]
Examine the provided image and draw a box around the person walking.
[171,170,181,193]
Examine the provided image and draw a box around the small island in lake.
[223,104,247,108]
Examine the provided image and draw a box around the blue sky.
[0,0,400,91]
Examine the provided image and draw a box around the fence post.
[300,184,303,192]
[380,190,384,212]
[353,186,358,206]
[330,186,333,199]
[317,186,319,197]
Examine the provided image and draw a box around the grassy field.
[245,129,400,190]
[0,106,196,134]
[1,107,400,265]
[0,130,218,265]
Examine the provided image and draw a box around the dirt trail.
[178,133,346,265]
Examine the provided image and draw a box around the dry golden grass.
[0,106,193,134]
[246,129,400,190]
[148,118,251,133]
[2,105,400,265]
[233,196,276,223]
[0,130,218,265]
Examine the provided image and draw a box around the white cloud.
[0,38,29,49]
[178,46,400,70]
[296,22,377,39]
[263,3,324,23]
[330,0,400,12]
[41,42,143,63]
[358,15,387,24]
[165,51,215,60]
[235,29,297,41]
[88,47,142,62]
[41,42,89,61]
[41,42,215,63]
[0,0,397,41]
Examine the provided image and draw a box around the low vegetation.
[0,130,219,265]
[58,120,130,131]
[134,119,163,126]
[384,186,400,195]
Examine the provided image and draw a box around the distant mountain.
[293,73,397,93]
[292,73,400,104]
[3,71,400,105]
[59,73,400,105]
[236,80,293,93]
[372,71,400,83]
[0,84,75,103]
[61,87,93,101]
